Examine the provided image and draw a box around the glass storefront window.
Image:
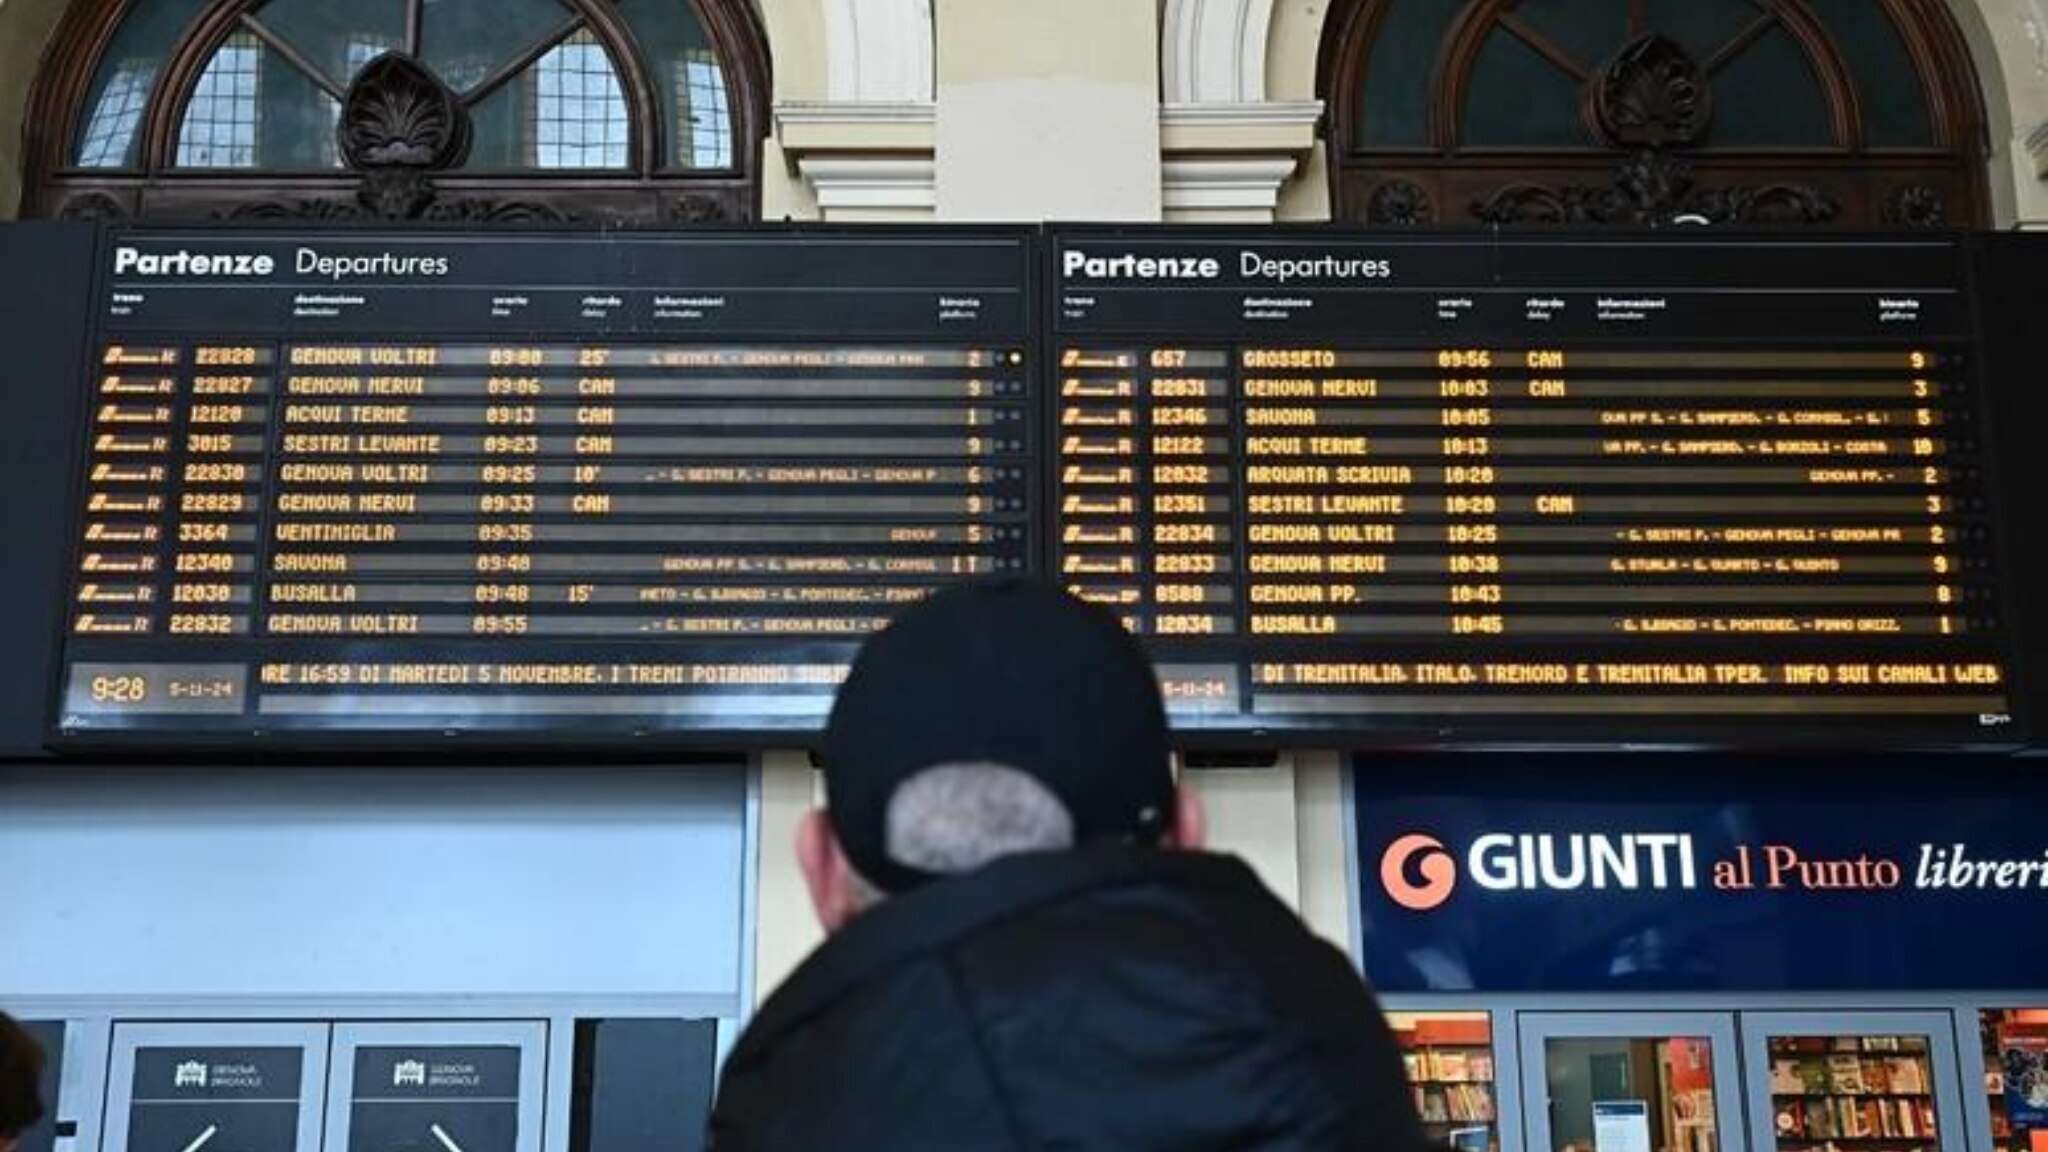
[1765,1035,1939,1152]
[1542,1035,1721,1152]
[1389,1012,1499,1152]
[1983,1011,2048,1152]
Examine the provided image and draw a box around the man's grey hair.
[850,762,1076,906]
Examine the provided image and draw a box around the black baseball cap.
[822,579,1175,893]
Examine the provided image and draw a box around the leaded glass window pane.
[616,0,734,168]
[469,30,630,169]
[74,0,212,167]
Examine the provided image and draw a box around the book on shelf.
[1411,1084,1495,1124]
[1776,1100,1805,1136]
[1885,1057,1929,1095]
[1403,1047,1494,1084]
[1775,1095,1941,1140]
[1830,1056,1870,1095]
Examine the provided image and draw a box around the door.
[1741,1012,1967,1152]
[1521,1013,1747,1152]
[324,1020,547,1152]
[101,1022,329,1152]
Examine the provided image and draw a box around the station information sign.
[1050,231,2016,742]
[54,229,1035,739]
[41,226,2030,747]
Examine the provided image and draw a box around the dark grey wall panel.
[0,223,96,760]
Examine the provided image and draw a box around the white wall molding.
[2031,121,2048,178]
[773,98,937,152]
[823,0,935,102]
[1158,101,1321,222]
[773,101,935,221]
[1159,99,1322,147]
[1158,0,1321,222]
[1162,0,1275,103]
[794,155,936,218]
[1162,156,1300,222]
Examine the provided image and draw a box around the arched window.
[1319,0,1989,228]
[26,0,769,223]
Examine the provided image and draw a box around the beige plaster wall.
[752,0,826,220]
[933,0,1159,220]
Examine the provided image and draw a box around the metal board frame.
[1516,1011,1748,1152]
[1739,1009,1970,1152]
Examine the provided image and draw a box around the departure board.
[55,229,1036,740]
[1051,231,2017,743]
[40,226,2035,749]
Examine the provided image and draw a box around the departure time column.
[1440,349,1504,639]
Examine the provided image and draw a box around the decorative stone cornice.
[772,101,934,220]
[793,156,935,218]
[1161,157,1301,222]
[1159,101,1323,152]
[773,101,935,156]
[1158,102,1321,222]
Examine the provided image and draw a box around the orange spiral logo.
[1381,834,1457,911]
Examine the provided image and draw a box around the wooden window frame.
[1316,0,1991,228]
[23,0,771,224]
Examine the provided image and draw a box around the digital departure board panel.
[55,229,1036,740]
[39,225,2035,749]
[1051,231,2017,743]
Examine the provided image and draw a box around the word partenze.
[1063,249,1394,283]
[113,246,452,280]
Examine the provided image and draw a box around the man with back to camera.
[0,1013,46,1152]
[710,580,1430,1151]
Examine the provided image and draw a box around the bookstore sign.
[1355,791,2048,993]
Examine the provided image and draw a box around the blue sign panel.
[1352,760,2048,993]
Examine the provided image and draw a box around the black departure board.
[35,225,2038,750]
[54,229,1035,740]
[1051,230,2018,744]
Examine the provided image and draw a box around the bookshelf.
[1984,1010,2048,1152]
[1391,1013,1499,1152]
[1980,1012,2017,1152]
[1768,1035,1939,1152]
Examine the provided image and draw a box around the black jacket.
[710,846,1431,1151]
